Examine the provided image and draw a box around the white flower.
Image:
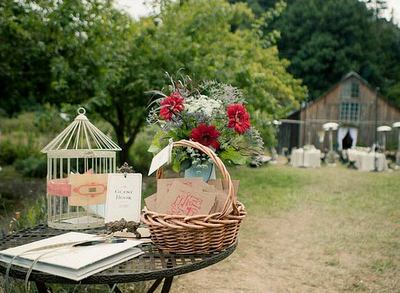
[184,95,222,117]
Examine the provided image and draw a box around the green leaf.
[148,131,164,154]
[220,147,247,165]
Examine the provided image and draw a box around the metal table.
[0,224,236,293]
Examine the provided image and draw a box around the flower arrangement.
[147,75,264,172]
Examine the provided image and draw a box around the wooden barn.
[279,71,400,151]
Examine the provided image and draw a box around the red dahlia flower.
[190,124,221,149]
[227,104,251,134]
[160,92,184,120]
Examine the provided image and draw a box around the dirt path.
[172,168,399,293]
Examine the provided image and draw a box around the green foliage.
[14,156,47,178]
[1,0,306,163]
[140,0,306,152]
[3,196,47,233]
[251,109,277,147]
[0,139,36,165]
[129,128,157,174]
[0,0,52,115]
[152,0,307,116]
[34,104,69,134]
[0,112,39,134]
[272,0,400,105]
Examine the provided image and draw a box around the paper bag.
[157,178,203,194]
[69,174,108,206]
[200,181,217,193]
[208,179,223,191]
[210,191,233,214]
[156,181,216,216]
[144,193,157,211]
[156,178,202,209]
[208,179,240,198]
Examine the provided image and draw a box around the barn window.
[340,102,360,122]
[342,81,360,98]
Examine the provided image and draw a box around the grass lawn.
[174,163,400,293]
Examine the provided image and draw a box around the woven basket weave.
[141,140,246,254]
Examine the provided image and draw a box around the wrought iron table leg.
[147,278,163,293]
[161,277,174,293]
[108,284,123,293]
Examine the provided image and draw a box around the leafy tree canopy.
[1,0,307,163]
[270,0,400,104]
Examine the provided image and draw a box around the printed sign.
[105,173,142,223]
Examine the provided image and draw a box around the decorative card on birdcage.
[69,174,108,206]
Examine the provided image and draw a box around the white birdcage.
[41,108,121,229]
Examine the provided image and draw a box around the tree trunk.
[102,104,145,169]
[114,119,145,168]
[118,143,131,166]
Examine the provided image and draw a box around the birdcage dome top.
[41,108,121,153]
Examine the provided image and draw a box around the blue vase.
[184,161,216,182]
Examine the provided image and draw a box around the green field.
[175,163,400,293]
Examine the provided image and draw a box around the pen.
[73,238,127,247]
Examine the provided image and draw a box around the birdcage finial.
[78,107,86,115]
[75,107,89,121]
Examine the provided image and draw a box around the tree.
[73,0,307,159]
[0,0,52,115]
[1,0,307,164]
[272,0,400,104]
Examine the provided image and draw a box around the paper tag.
[148,139,173,176]
[105,173,142,223]
[68,174,108,206]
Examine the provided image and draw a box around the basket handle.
[156,140,239,216]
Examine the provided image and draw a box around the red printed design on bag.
[72,182,107,197]
[168,190,203,216]
[165,181,195,193]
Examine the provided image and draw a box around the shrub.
[0,139,18,165]
[129,127,158,174]
[4,196,47,234]
[0,112,39,134]
[130,138,153,174]
[14,156,47,178]
[0,139,37,165]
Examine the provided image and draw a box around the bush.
[0,112,39,134]
[0,139,35,165]
[129,127,158,174]
[14,156,47,178]
[130,139,153,174]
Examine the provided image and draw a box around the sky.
[115,0,400,24]
[374,0,400,24]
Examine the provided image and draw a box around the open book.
[0,232,143,281]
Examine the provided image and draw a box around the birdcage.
[41,108,121,230]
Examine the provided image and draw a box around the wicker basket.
[141,140,247,254]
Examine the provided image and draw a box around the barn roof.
[287,71,400,117]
